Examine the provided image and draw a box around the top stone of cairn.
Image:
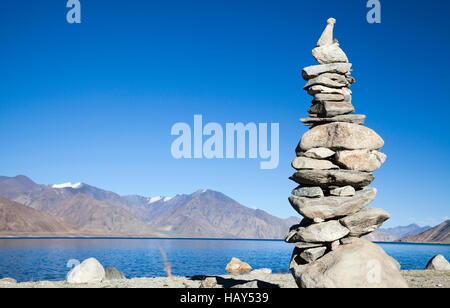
[313,18,348,65]
[316,18,336,47]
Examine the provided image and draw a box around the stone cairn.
[285,18,408,288]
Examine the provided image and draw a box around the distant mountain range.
[0,175,447,242]
[0,196,77,235]
[0,175,297,239]
[399,220,450,244]
[363,224,432,242]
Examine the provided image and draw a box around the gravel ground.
[0,271,448,288]
[402,270,450,288]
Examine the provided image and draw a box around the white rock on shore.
[67,258,105,284]
[425,255,450,271]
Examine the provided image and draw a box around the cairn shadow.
[188,275,280,288]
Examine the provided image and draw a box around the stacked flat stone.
[286,19,391,283]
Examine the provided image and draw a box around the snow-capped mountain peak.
[148,196,163,204]
[52,182,83,189]
[147,196,173,204]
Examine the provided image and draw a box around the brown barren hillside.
[0,175,298,239]
[400,220,450,244]
[0,196,78,234]
[48,194,163,236]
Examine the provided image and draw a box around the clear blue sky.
[1,0,449,227]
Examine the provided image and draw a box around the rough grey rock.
[290,169,375,189]
[308,101,355,117]
[330,240,340,251]
[290,263,308,280]
[294,220,349,243]
[307,85,349,96]
[312,43,348,64]
[299,122,385,151]
[285,228,303,243]
[292,157,339,170]
[321,72,353,86]
[67,258,105,284]
[104,267,126,280]
[290,246,309,269]
[285,220,315,243]
[298,217,315,227]
[301,114,366,126]
[200,277,217,288]
[0,278,17,284]
[295,242,324,249]
[314,93,345,102]
[250,268,272,275]
[289,187,377,220]
[340,208,390,237]
[293,238,409,288]
[345,75,356,85]
[292,186,324,198]
[425,255,450,271]
[301,147,335,159]
[335,150,387,172]
[330,185,356,197]
[341,87,352,97]
[304,75,347,89]
[302,63,352,80]
[300,247,327,263]
[340,237,359,245]
[225,257,252,273]
[231,280,259,288]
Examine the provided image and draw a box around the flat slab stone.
[299,122,385,151]
[312,43,348,64]
[295,220,350,243]
[285,228,303,243]
[308,101,355,117]
[295,242,324,249]
[335,150,387,172]
[302,63,352,80]
[300,147,336,159]
[290,169,375,189]
[300,114,366,126]
[304,75,347,89]
[300,247,327,263]
[307,85,350,96]
[329,185,356,197]
[340,208,390,237]
[340,237,359,245]
[292,186,324,198]
[321,73,354,86]
[289,187,377,220]
[314,93,345,102]
[329,240,340,251]
[291,157,339,170]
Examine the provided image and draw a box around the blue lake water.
[0,238,448,283]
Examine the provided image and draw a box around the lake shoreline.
[1,271,449,288]
[1,239,449,282]
[0,236,448,245]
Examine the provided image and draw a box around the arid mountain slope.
[400,221,450,243]
[0,197,77,233]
